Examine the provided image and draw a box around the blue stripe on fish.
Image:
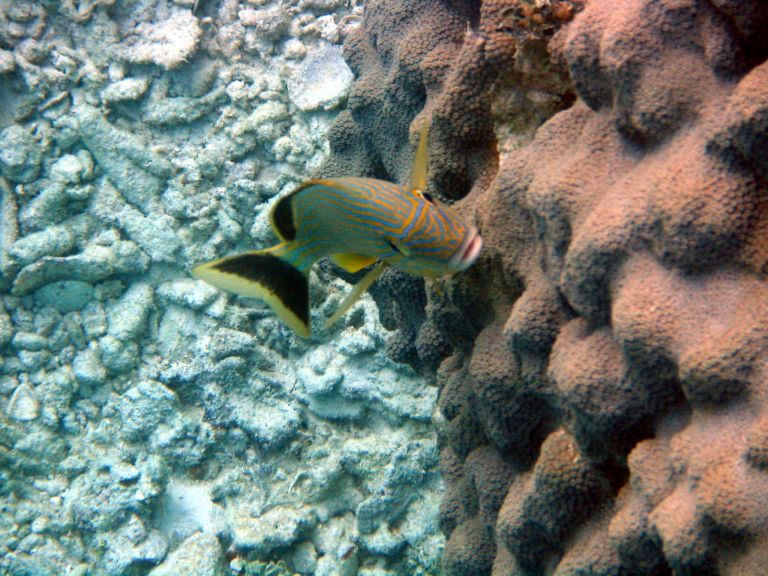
[192,122,482,337]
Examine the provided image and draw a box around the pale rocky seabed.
[0,1,445,575]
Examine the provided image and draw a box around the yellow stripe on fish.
[192,123,484,337]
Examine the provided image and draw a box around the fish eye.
[421,192,434,204]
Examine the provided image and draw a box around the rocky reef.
[321,0,768,574]
[0,1,446,575]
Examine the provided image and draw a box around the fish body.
[193,126,483,337]
[269,176,480,277]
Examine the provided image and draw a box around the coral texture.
[460,0,768,573]
[323,0,768,573]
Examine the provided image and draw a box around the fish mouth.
[450,228,483,271]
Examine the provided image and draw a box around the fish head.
[385,191,483,277]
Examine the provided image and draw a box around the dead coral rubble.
[326,0,768,573]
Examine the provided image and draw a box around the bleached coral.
[123,10,202,70]
[0,1,442,574]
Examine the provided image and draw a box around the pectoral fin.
[386,237,412,257]
[325,261,388,329]
[331,253,378,273]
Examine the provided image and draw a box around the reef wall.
[325,0,768,574]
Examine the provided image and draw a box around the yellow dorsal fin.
[325,261,388,329]
[331,253,378,274]
[409,121,429,193]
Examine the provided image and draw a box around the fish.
[192,123,483,337]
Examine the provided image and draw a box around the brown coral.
[454,0,768,572]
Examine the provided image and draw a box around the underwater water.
[0,1,447,575]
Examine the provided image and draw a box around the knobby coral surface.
[323,0,768,573]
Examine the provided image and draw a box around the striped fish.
[192,124,483,337]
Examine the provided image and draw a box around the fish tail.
[192,246,310,337]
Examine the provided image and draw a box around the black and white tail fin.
[192,250,310,337]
